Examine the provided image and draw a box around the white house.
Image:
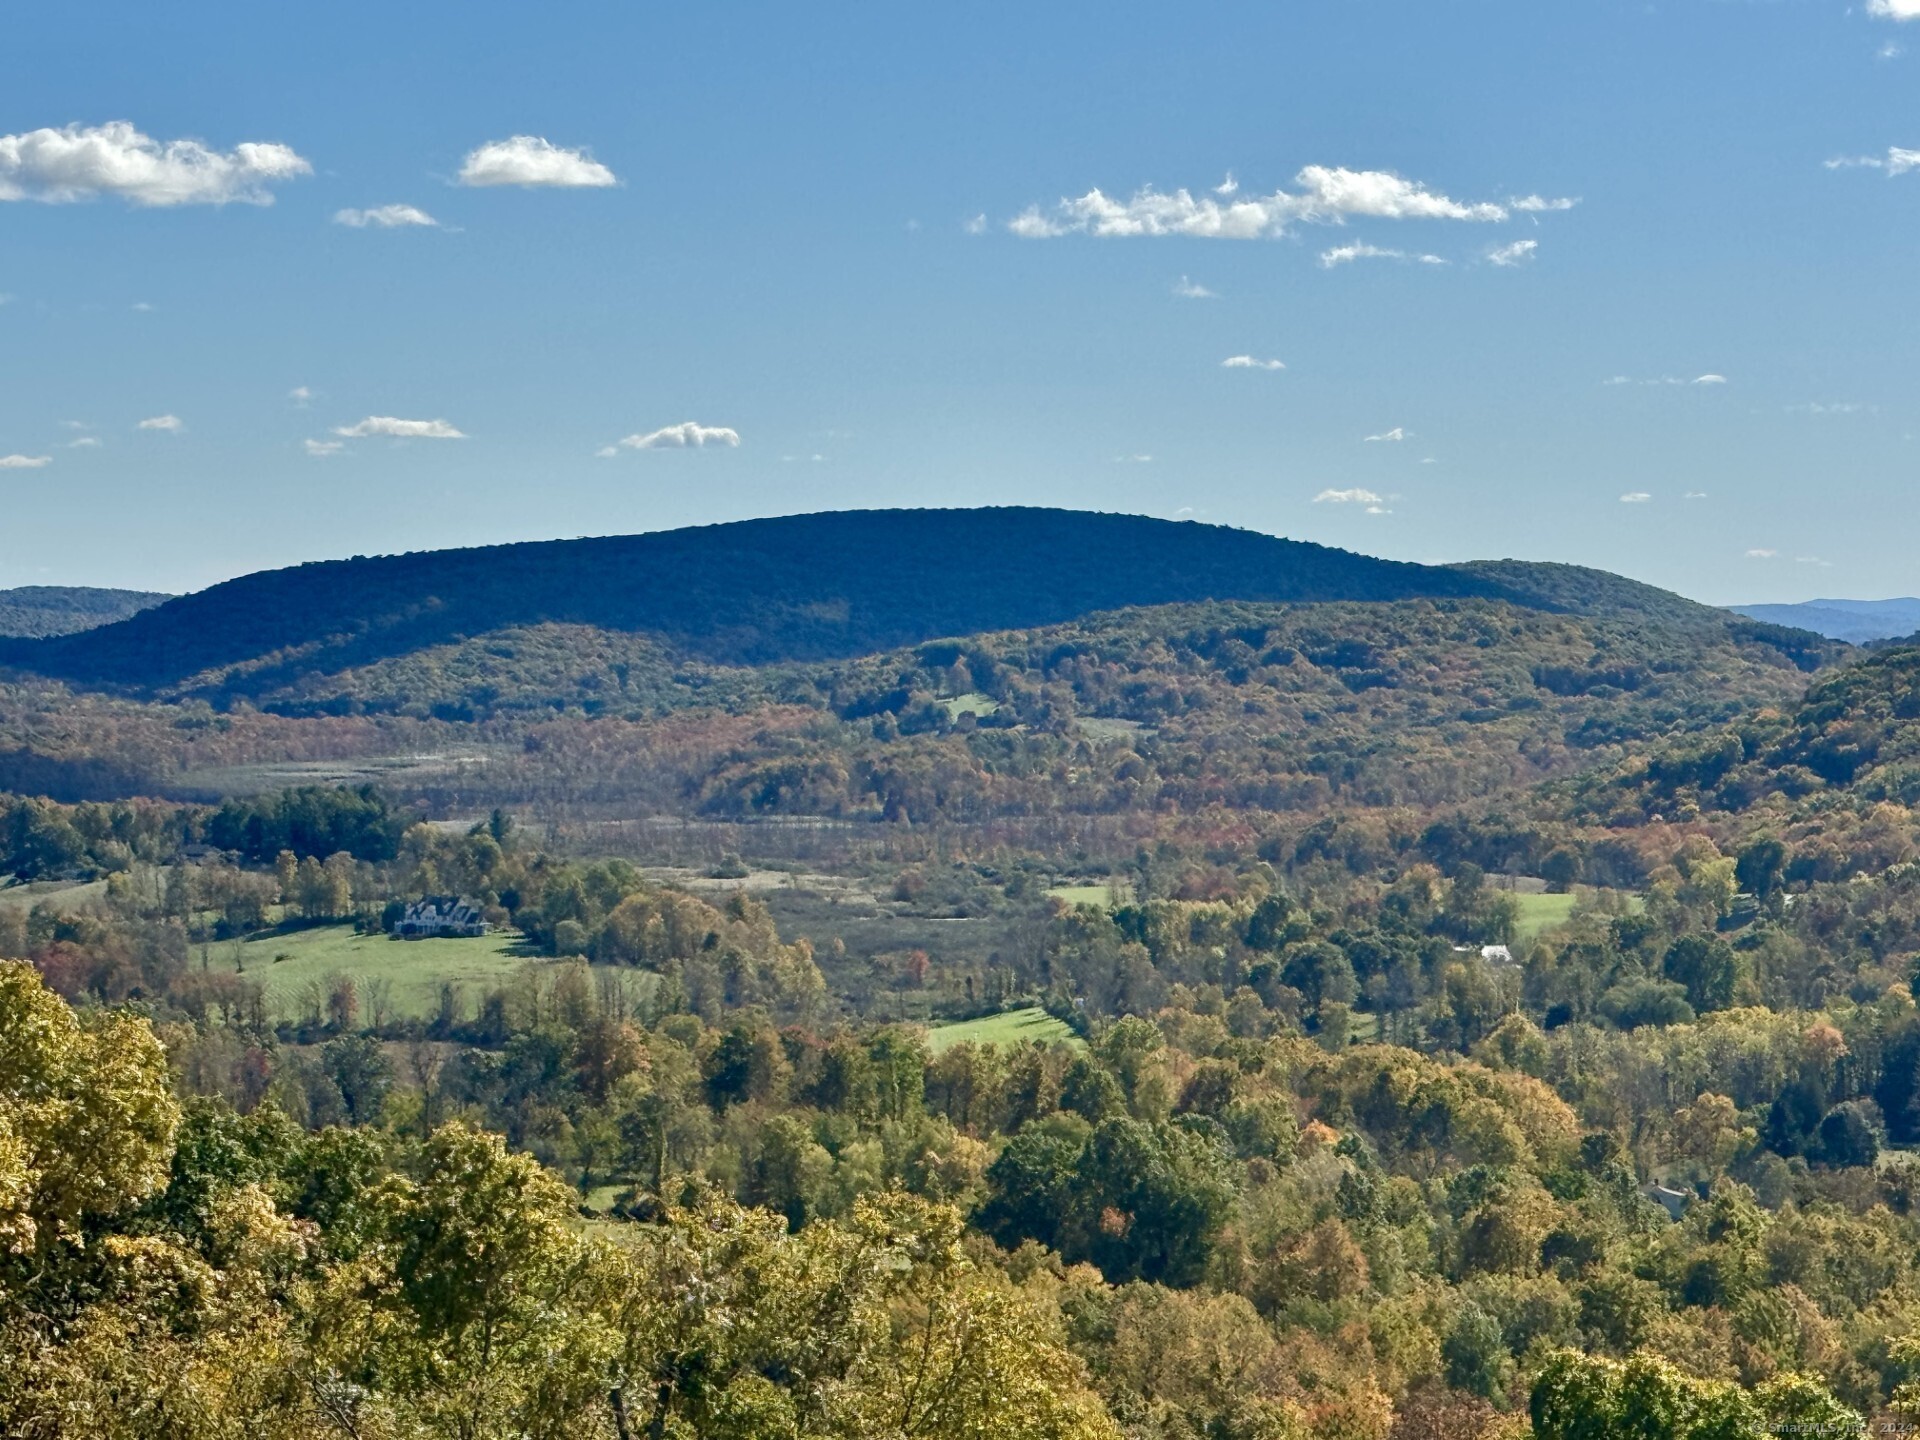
[395,896,487,938]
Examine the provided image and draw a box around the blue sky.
[3,1,1918,604]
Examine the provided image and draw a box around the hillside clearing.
[925,1006,1081,1053]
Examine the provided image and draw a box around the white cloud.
[304,438,343,457]
[1605,374,1730,388]
[333,416,466,440]
[1319,242,1444,268]
[66,436,100,449]
[0,454,51,469]
[1881,39,1905,58]
[1684,491,1708,499]
[1510,194,1579,212]
[1365,426,1409,442]
[333,204,439,229]
[138,414,183,432]
[1619,492,1651,503]
[1172,275,1216,298]
[131,301,153,312]
[1826,146,1920,174]
[0,121,309,206]
[1487,239,1538,267]
[1222,355,1284,370]
[1365,504,1392,515]
[1746,548,1778,559]
[1113,453,1154,464]
[1870,0,1920,20]
[1796,555,1833,567]
[1214,172,1238,196]
[963,213,987,235]
[1010,165,1512,240]
[289,386,312,406]
[457,135,616,188]
[611,421,741,450]
[1789,401,1872,415]
[1314,487,1384,504]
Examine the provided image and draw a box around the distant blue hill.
[1730,598,1920,645]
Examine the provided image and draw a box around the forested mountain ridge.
[2,509,1813,700]
[0,585,170,638]
[1733,597,1920,645]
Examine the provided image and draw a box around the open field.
[1046,881,1133,908]
[940,692,1000,720]
[925,1005,1080,1053]
[0,878,106,911]
[1510,889,1643,942]
[1510,892,1579,941]
[232,923,544,1023]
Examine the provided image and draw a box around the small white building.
[395,896,487,938]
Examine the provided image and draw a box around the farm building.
[394,896,488,938]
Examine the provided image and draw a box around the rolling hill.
[0,509,1814,702]
[1731,597,1920,645]
[0,586,171,639]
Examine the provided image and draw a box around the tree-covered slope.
[0,509,1522,692]
[0,585,170,638]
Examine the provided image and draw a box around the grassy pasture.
[231,923,542,1024]
[940,692,1000,720]
[1045,881,1133,908]
[1508,889,1643,943]
[925,1005,1080,1053]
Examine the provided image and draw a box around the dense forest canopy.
[0,585,170,639]
[0,508,1768,694]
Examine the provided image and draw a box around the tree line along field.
[229,922,542,1026]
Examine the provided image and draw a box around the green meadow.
[925,1005,1081,1053]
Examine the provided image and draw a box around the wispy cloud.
[604,421,741,451]
[289,386,313,407]
[1314,487,1384,504]
[1603,374,1729,388]
[1746,548,1778,559]
[1788,401,1872,415]
[1510,194,1579,212]
[1319,242,1444,268]
[457,136,616,188]
[1487,239,1538,267]
[1619,492,1651,503]
[138,414,183,432]
[1870,0,1920,20]
[1825,146,1920,174]
[304,438,343,457]
[66,436,100,449]
[1796,555,1833,567]
[963,213,987,235]
[333,416,465,439]
[333,204,439,229]
[1214,173,1238,196]
[1221,355,1284,370]
[0,121,309,206]
[1365,426,1409,442]
[1009,165,1516,240]
[1112,453,1153,464]
[1172,275,1216,299]
[0,454,51,469]
[1684,491,1708,500]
